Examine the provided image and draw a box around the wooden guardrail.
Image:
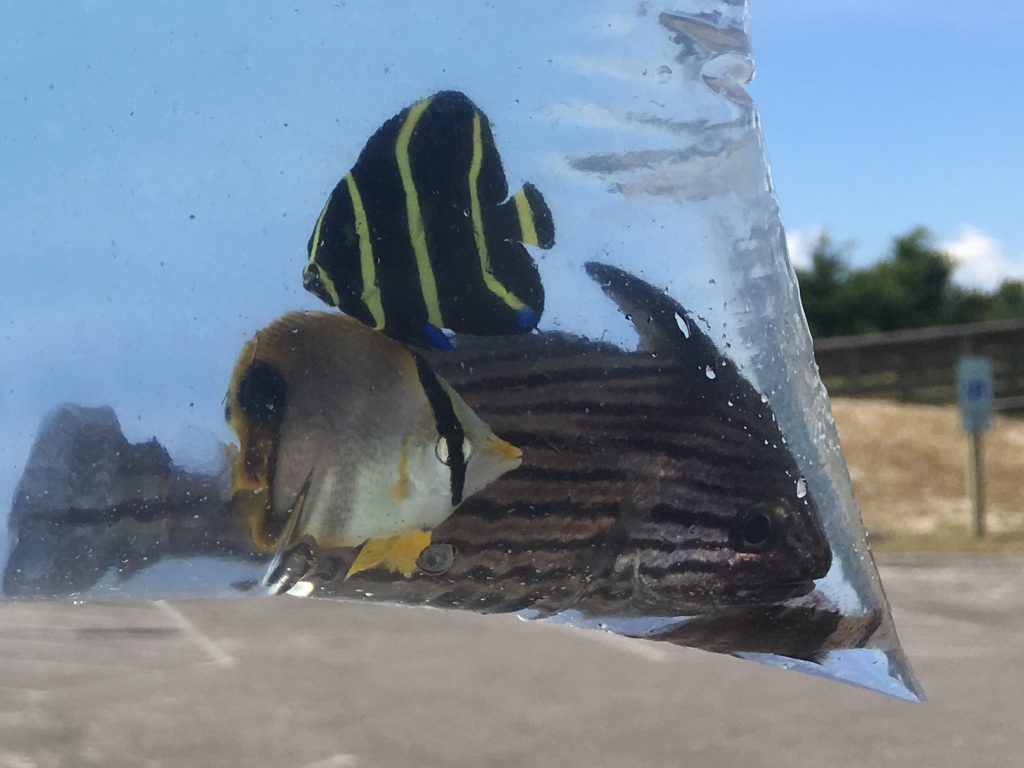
[812,319,1024,409]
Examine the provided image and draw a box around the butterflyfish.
[303,90,556,350]
[224,311,522,582]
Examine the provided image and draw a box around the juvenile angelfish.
[303,90,556,350]
[224,311,522,578]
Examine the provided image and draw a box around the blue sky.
[751,0,1024,289]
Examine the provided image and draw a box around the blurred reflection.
[5,405,239,597]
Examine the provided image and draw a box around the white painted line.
[300,755,359,768]
[153,601,236,668]
[578,629,671,662]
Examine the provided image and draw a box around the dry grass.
[831,398,1024,553]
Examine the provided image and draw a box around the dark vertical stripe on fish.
[412,353,467,505]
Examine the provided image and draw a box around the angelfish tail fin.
[503,182,555,249]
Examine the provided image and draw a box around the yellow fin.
[493,436,522,463]
[346,530,432,579]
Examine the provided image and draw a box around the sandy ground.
[0,555,1020,768]
[831,399,1024,547]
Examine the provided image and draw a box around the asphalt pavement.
[0,555,1019,768]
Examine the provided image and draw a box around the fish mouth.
[302,264,330,303]
[732,578,817,605]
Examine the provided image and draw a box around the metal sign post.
[957,357,994,537]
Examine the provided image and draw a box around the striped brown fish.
[280,263,832,618]
[303,90,555,351]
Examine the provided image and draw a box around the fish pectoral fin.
[260,468,316,589]
[345,530,433,579]
[503,182,555,249]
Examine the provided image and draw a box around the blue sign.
[957,357,994,433]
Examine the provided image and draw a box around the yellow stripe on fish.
[395,95,444,330]
[344,172,385,330]
[307,195,342,307]
[470,111,526,312]
[512,187,539,247]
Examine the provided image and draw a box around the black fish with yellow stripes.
[303,90,555,350]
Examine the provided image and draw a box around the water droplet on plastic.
[656,64,672,83]
[674,312,690,338]
[705,365,716,380]
[796,477,808,498]
[760,393,769,403]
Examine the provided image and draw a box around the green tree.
[795,227,1024,337]
[989,281,1024,319]
[794,234,851,338]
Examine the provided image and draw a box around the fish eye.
[416,543,455,576]
[435,437,450,466]
[731,506,783,553]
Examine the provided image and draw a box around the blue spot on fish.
[514,306,537,331]
[422,324,455,351]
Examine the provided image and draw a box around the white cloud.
[785,225,824,270]
[943,225,1024,291]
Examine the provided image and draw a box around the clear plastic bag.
[1,0,919,700]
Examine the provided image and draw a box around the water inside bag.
[0,1,920,700]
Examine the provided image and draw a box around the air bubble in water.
[674,312,690,338]
[796,477,808,499]
[705,365,716,380]
[656,64,672,83]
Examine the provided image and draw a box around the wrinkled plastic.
[0,1,920,700]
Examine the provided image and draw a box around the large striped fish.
[303,90,556,351]
[274,263,833,619]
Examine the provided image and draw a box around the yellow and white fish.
[224,311,521,580]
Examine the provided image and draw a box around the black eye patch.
[236,360,288,429]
